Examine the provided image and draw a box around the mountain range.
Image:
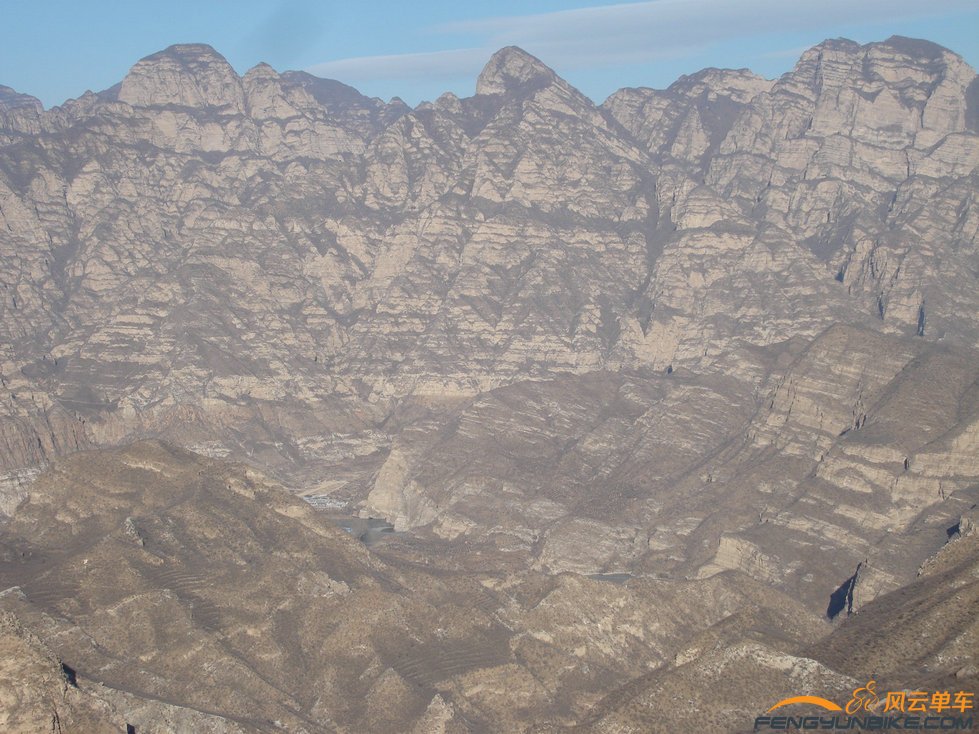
[0,35,977,732]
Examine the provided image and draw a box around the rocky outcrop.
[475,46,558,97]
[0,38,976,617]
[0,36,976,731]
[707,37,979,344]
[0,36,976,477]
[604,67,772,169]
[578,533,979,732]
[684,326,979,616]
[0,441,839,732]
[118,44,246,110]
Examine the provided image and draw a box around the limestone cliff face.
[0,40,975,460]
[707,37,979,344]
[355,324,979,618]
[118,44,246,111]
[0,86,43,139]
[1,39,977,730]
[0,41,977,596]
[604,67,773,169]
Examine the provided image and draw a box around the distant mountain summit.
[117,43,245,109]
[475,46,557,95]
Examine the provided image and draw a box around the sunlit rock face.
[0,34,976,568]
[0,33,976,580]
[0,34,977,733]
[0,38,975,466]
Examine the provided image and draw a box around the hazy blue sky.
[2,0,978,108]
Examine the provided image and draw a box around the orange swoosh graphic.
[767,696,844,712]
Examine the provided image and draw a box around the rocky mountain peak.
[792,35,974,89]
[118,43,245,111]
[132,42,233,72]
[0,84,44,135]
[0,85,43,112]
[675,67,772,102]
[243,61,279,81]
[878,35,954,62]
[762,34,977,150]
[279,71,378,110]
[475,46,557,96]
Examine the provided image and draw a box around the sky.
[1,0,978,109]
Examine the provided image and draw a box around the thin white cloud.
[758,46,814,60]
[307,47,489,82]
[306,0,975,82]
[435,0,975,67]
